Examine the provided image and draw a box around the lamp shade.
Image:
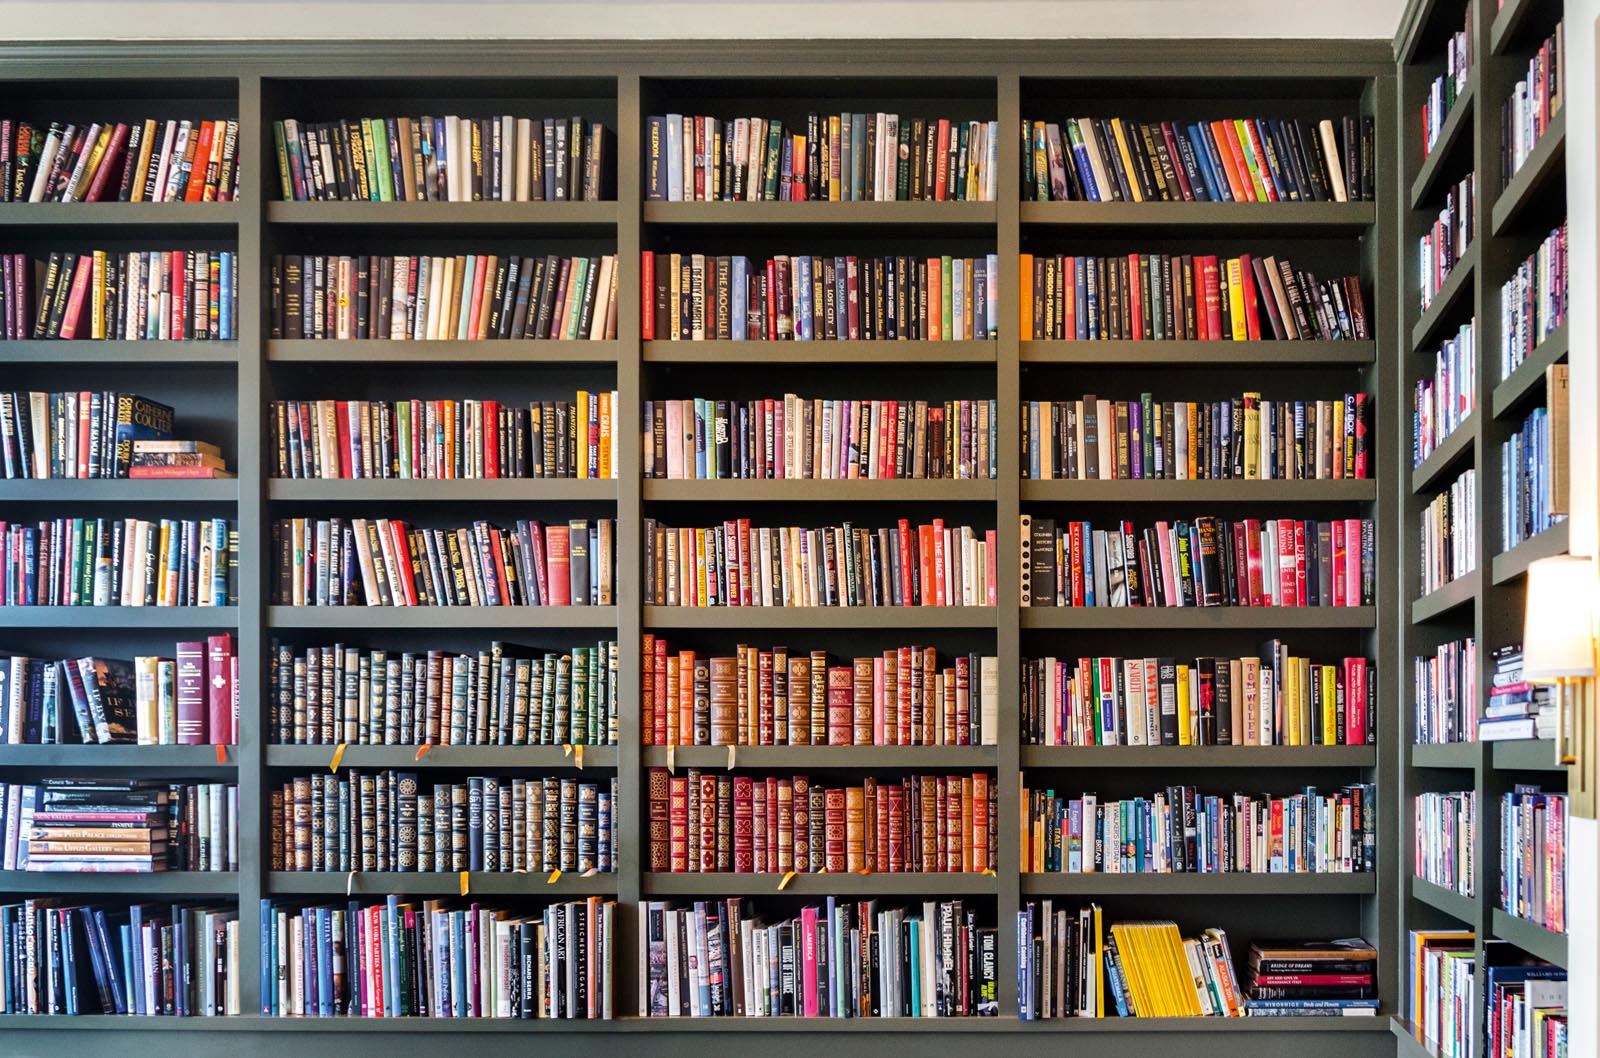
[1523,554,1598,681]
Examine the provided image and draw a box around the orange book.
[1019,253,1034,338]
[183,121,214,202]
[1219,120,1260,202]
[677,649,695,744]
[918,523,935,606]
[1207,120,1250,202]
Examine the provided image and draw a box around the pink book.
[206,633,235,745]
[544,524,571,606]
[1345,658,1364,746]
[58,255,94,339]
[84,123,130,202]
[738,518,753,606]
[1344,520,1362,606]
[1274,520,1296,607]
[1155,521,1178,606]
[872,656,886,745]
[664,401,683,480]
[175,640,207,744]
[799,904,819,1017]
[985,529,998,605]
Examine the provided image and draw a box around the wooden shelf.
[1019,339,1374,366]
[1021,479,1374,503]
[0,340,239,364]
[1489,908,1567,966]
[1021,873,1376,896]
[0,201,241,227]
[0,479,237,502]
[1410,422,1474,495]
[1409,84,1474,210]
[1409,743,1479,770]
[267,606,619,629]
[1021,745,1375,768]
[1410,242,1477,353]
[1491,112,1566,236]
[1491,522,1569,584]
[1409,876,1477,926]
[0,745,236,768]
[643,200,996,226]
[0,871,236,895]
[643,606,997,630]
[643,340,996,365]
[268,871,620,896]
[266,745,618,769]
[1410,577,1476,624]
[267,200,619,227]
[267,339,620,364]
[1490,738,1566,773]
[1492,323,1568,418]
[268,479,618,503]
[1019,200,1375,231]
[644,872,996,897]
[642,745,997,769]
[1020,607,1374,630]
[0,606,237,628]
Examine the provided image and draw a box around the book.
[1421,10,1473,157]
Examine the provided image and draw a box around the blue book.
[1015,908,1032,1018]
[1104,940,1133,1016]
[450,910,467,1017]
[1083,257,1099,341]
[694,399,708,479]
[1183,125,1223,202]
[850,114,867,201]
[825,896,838,1017]
[909,916,922,1016]
[1028,403,1041,480]
[665,114,684,202]
[319,906,336,1017]
[385,896,402,1016]
[120,923,137,1014]
[1197,124,1236,203]
[730,256,748,340]
[1082,522,1096,606]
[217,252,234,339]
[795,255,814,340]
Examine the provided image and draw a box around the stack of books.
[1481,645,1555,742]
[2,778,239,873]
[1419,172,1475,312]
[0,516,236,607]
[1500,22,1564,183]
[1422,9,1472,157]
[131,439,230,479]
[1241,937,1378,1017]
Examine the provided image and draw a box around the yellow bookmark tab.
[346,871,356,896]
[727,745,736,771]
[778,871,797,891]
[562,743,573,758]
[414,743,434,761]
[856,867,871,876]
[329,743,348,773]
[666,745,676,774]
[459,871,470,896]
[547,869,562,885]
[982,868,997,876]
[581,868,598,878]
[575,744,584,770]
[214,744,228,764]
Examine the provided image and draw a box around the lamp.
[1523,554,1597,766]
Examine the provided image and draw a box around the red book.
[1232,520,1250,606]
[486,527,511,606]
[75,390,91,478]
[697,772,717,872]
[896,518,914,606]
[1274,520,1296,606]
[175,640,207,745]
[483,400,500,479]
[1238,253,1262,340]
[1218,120,1257,201]
[1208,121,1249,202]
[917,522,935,606]
[1200,255,1222,341]
[1345,658,1366,746]
[335,401,353,478]
[1243,120,1280,202]
[84,123,130,203]
[823,787,847,872]
[544,524,571,606]
[667,775,689,871]
[1353,393,1369,479]
[1062,255,1077,337]
[1344,519,1362,607]
[732,776,754,872]
[737,518,753,606]
[1331,523,1347,607]
[206,633,235,745]
[184,122,214,202]
[58,256,93,340]
[465,258,488,340]
[1159,121,1194,201]
[985,529,998,605]
[826,665,852,745]
[764,258,778,340]
[387,521,418,605]
[640,251,655,340]
[653,637,669,745]
[844,256,860,339]
[1127,255,1144,340]
[933,120,950,201]
[127,465,232,478]
[1292,520,1307,607]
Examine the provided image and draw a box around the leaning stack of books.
[1242,937,1378,1017]
[1480,645,1555,742]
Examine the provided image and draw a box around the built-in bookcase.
[0,41,1397,1058]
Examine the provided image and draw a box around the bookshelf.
[0,39,1397,1058]
[1395,0,1571,1055]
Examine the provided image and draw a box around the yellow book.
[1176,664,1192,745]
[1233,119,1270,202]
[668,253,682,341]
[1093,905,1105,1017]
[1108,118,1143,202]
[90,250,107,339]
[1300,657,1313,747]
[1226,257,1248,340]
[828,116,843,201]
[1144,923,1183,1016]
[1321,663,1337,746]
[597,391,612,481]
[155,521,172,606]
[1242,392,1261,479]
[574,390,589,479]
[694,527,709,605]
[1284,655,1300,745]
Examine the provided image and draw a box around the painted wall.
[0,0,1403,40]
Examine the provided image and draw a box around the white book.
[26,124,64,202]
[499,115,515,202]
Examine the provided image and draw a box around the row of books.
[642,638,998,749]
[1408,929,1474,1056]
[3,638,236,746]
[1019,783,1377,875]
[642,397,997,482]
[1485,949,1566,1058]
[0,391,180,480]
[640,897,997,1018]
[1414,789,1475,897]
[1500,22,1564,185]
[647,113,999,203]
[271,772,617,876]
[1501,786,1567,934]
[1422,10,1473,157]
[270,252,618,342]
[1500,224,1567,380]
[0,900,239,1015]
[270,517,614,608]
[1019,252,1369,343]
[647,770,995,875]
[260,896,615,1018]
[0,517,236,608]
[1020,649,1375,749]
[1018,516,1376,609]
[274,115,608,203]
[269,641,618,748]
[1414,320,1475,468]
[641,519,996,609]
[1419,172,1474,313]
[1502,383,1569,552]
[269,395,620,481]
[3,117,240,204]
[2,779,237,873]
[1481,645,1555,743]
[1413,637,1477,746]
[1021,393,1371,481]
[1023,115,1372,204]
[1418,468,1476,599]
[642,251,999,343]
[2,249,238,341]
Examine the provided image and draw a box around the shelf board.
[266,745,618,769]
[1392,1020,1448,1058]
[1410,242,1478,354]
[1019,339,1374,366]
[643,339,996,365]
[1491,0,1563,55]
[643,480,997,503]
[1021,479,1375,503]
[0,340,239,364]
[644,872,996,897]
[642,745,997,769]
[1492,324,1568,419]
[0,871,236,895]
[1021,873,1376,896]
[642,200,997,226]
[1409,743,1479,770]
[268,479,618,503]
[1491,522,1569,584]
[1410,422,1474,496]
[1410,577,1476,624]
[1409,876,1478,926]
[1020,607,1374,631]
[267,200,619,227]
[267,606,619,630]
[1409,84,1474,210]
[0,201,241,227]
[267,339,621,364]
[0,606,238,629]
[1490,737,1566,773]
[0,479,237,502]
[1019,200,1375,231]
[0,745,237,768]
[1489,908,1567,966]
[1021,745,1376,769]
[644,606,996,630]
[1491,112,1565,236]
[268,871,619,896]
